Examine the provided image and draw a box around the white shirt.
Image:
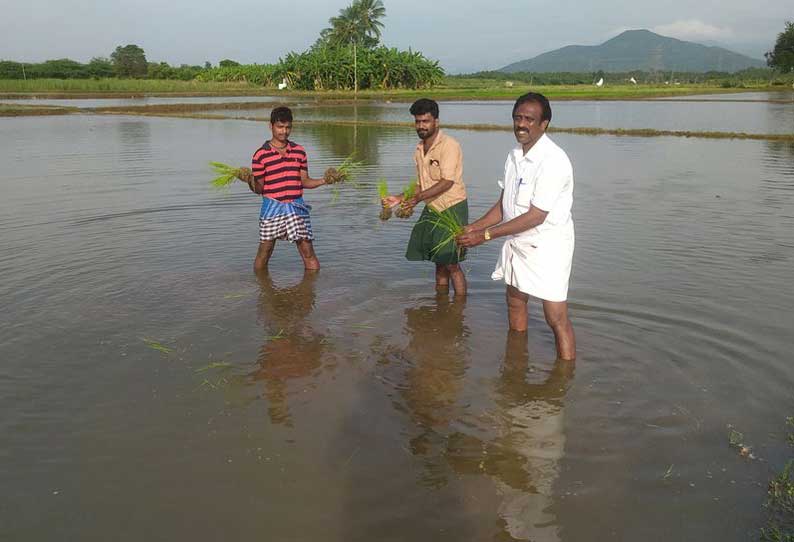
[501,133,573,243]
[492,133,575,302]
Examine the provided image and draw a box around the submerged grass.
[265,329,286,341]
[762,417,794,541]
[141,338,174,354]
[195,361,233,373]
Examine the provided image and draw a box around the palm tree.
[326,0,386,93]
[354,0,385,45]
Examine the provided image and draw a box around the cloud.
[651,19,735,41]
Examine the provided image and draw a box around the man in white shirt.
[457,93,576,360]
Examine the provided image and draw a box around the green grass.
[0,78,265,95]
[0,77,779,101]
[273,80,775,101]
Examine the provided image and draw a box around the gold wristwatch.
[484,228,491,241]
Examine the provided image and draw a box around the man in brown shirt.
[384,99,469,296]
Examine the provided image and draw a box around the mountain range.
[499,29,765,73]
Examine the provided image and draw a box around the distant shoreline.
[1,79,791,104]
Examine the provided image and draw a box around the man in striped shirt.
[247,107,329,271]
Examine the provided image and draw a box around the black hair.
[409,98,439,119]
[270,106,293,124]
[512,92,552,124]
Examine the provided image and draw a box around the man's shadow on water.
[444,331,575,542]
[248,269,329,427]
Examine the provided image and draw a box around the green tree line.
[0,57,209,81]
[0,0,443,90]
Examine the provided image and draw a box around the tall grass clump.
[761,417,794,542]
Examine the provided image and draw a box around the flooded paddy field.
[1,95,793,540]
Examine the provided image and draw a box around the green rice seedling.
[377,178,392,220]
[324,153,364,185]
[142,337,174,354]
[265,329,286,341]
[209,161,252,189]
[329,186,341,204]
[195,361,233,373]
[422,207,467,259]
[394,179,418,219]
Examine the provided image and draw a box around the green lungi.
[405,199,468,265]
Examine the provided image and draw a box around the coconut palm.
[325,0,386,93]
[353,0,385,45]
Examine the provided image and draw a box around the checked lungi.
[258,197,314,243]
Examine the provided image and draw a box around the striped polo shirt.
[251,140,308,202]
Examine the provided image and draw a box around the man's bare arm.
[301,169,327,189]
[457,204,548,248]
[465,191,504,233]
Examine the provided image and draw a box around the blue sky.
[1,0,789,72]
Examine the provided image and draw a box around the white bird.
[278,78,288,90]
[595,77,604,87]
[629,77,637,85]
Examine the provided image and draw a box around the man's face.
[271,120,292,143]
[512,101,549,149]
[414,113,439,141]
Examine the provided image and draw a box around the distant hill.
[500,29,765,73]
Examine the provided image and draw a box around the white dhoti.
[492,226,574,303]
[493,136,576,303]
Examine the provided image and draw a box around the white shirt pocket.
[514,180,533,210]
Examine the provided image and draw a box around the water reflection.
[446,332,574,541]
[765,140,794,163]
[248,270,327,427]
[396,295,470,488]
[116,120,151,146]
[307,122,389,166]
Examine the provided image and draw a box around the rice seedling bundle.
[422,207,467,259]
[209,161,252,189]
[324,153,364,185]
[394,179,418,219]
[377,178,392,220]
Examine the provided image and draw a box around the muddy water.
[1,107,793,541]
